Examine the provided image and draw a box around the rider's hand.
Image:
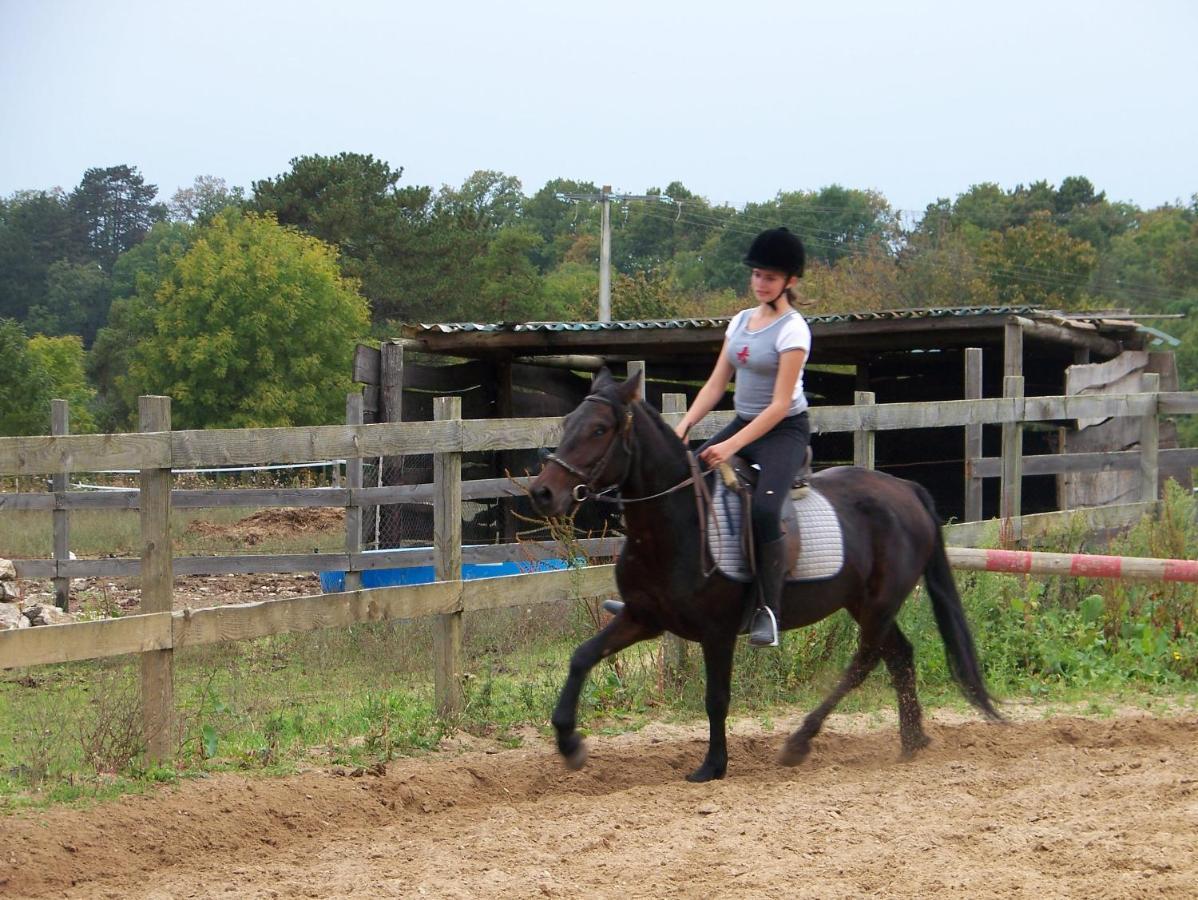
[700,440,735,468]
[674,420,692,441]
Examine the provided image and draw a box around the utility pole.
[557,186,674,322]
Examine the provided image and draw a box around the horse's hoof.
[563,741,589,771]
[685,764,726,783]
[778,738,811,767]
[900,734,932,760]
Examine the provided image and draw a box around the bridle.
[543,394,700,506]
[542,391,718,577]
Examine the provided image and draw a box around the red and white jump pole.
[947,547,1198,583]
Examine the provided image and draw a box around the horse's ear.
[619,369,643,403]
[592,366,613,389]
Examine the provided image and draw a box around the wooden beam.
[51,399,70,610]
[353,344,381,385]
[172,582,459,648]
[1004,320,1023,379]
[852,391,876,470]
[0,432,168,476]
[1000,376,1024,543]
[138,396,174,764]
[344,394,363,592]
[963,348,983,522]
[1140,373,1160,502]
[0,612,173,669]
[433,397,463,717]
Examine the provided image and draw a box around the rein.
[543,394,718,577]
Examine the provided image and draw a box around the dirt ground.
[3,705,1196,899]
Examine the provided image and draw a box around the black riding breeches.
[700,412,810,544]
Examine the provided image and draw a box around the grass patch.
[2,486,1196,811]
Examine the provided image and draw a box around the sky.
[1,0,1196,217]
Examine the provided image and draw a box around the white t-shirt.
[723,309,811,418]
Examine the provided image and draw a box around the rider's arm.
[677,341,734,437]
[707,348,806,453]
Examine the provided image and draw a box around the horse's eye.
[593,425,607,437]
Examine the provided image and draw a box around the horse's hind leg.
[551,612,661,770]
[779,642,883,767]
[880,623,931,758]
[687,636,736,783]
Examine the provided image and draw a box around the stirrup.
[601,599,625,616]
[748,606,779,647]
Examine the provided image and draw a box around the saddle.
[717,445,813,577]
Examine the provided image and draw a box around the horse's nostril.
[531,485,552,512]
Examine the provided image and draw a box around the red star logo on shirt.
[736,345,750,364]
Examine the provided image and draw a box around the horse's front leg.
[687,635,736,782]
[551,610,661,770]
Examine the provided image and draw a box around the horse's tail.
[913,484,1003,722]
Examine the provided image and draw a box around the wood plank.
[353,344,381,385]
[972,447,1198,479]
[1004,320,1023,378]
[853,391,876,469]
[51,399,71,610]
[943,502,1157,548]
[0,493,56,511]
[138,396,174,763]
[0,433,168,476]
[0,612,173,669]
[1158,392,1198,415]
[1140,373,1160,502]
[433,397,463,716]
[1066,350,1149,396]
[964,347,983,521]
[1000,376,1024,541]
[172,582,461,647]
[462,564,616,612]
[344,395,364,592]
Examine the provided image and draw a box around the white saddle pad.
[710,482,845,583]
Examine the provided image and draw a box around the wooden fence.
[2,382,1197,761]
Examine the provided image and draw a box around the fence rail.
[2,382,1194,762]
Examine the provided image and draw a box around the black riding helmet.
[743,227,806,278]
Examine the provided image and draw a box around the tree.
[251,152,433,320]
[89,221,195,429]
[0,319,53,435]
[27,334,98,432]
[434,170,524,231]
[978,211,1098,308]
[25,260,111,343]
[475,226,547,322]
[69,165,165,270]
[169,175,245,224]
[122,211,370,428]
[0,189,77,321]
[611,271,681,320]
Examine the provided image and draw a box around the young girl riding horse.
[676,227,811,647]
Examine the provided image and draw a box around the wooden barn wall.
[1061,350,1190,510]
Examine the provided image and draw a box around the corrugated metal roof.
[410,306,1119,333]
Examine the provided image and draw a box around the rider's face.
[750,268,796,302]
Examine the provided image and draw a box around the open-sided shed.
[353,306,1183,540]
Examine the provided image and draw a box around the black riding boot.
[748,536,787,647]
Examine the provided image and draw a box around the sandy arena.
[3,705,1196,899]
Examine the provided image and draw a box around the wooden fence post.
[138,396,174,764]
[344,393,364,592]
[1140,372,1160,502]
[378,342,405,550]
[660,392,689,680]
[51,399,70,610]
[1000,375,1024,544]
[853,391,875,470]
[964,348,983,522]
[627,360,645,384]
[434,396,463,717]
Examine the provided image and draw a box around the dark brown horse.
[529,369,1001,782]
